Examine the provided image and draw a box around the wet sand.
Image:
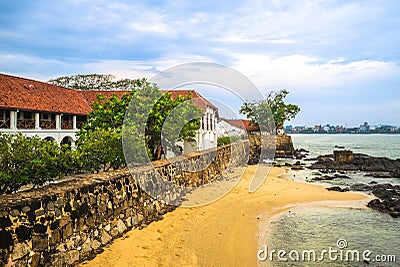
[82,166,368,267]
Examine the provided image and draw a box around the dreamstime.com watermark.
[257,238,397,263]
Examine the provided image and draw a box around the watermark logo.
[257,238,397,263]
[122,62,276,207]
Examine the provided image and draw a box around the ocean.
[261,134,400,267]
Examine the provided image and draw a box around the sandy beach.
[81,166,369,267]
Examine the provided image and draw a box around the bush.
[0,133,68,194]
[217,135,242,146]
[75,128,125,173]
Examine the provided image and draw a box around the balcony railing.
[62,121,73,130]
[76,121,85,129]
[40,120,56,129]
[17,119,35,129]
[0,119,10,129]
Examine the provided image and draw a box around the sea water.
[261,134,400,267]
[291,134,400,159]
[262,207,400,266]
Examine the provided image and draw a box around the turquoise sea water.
[263,207,400,267]
[262,134,400,267]
[291,134,400,159]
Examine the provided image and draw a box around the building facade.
[0,74,218,154]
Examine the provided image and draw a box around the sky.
[0,0,399,127]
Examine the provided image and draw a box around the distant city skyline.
[0,1,399,126]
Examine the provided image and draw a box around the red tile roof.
[220,118,259,132]
[164,89,218,117]
[0,73,91,115]
[0,74,218,117]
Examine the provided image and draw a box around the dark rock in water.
[326,186,350,192]
[390,169,400,178]
[333,173,350,179]
[369,181,378,185]
[366,183,400,218]
[294,148,309,160]
[291,165,304,171]
[364,172,393,178]
[297,148,309,153]
[311,176,335,181]
[310,153,400,173]
[334,145,345,149]
[350,183,371,191]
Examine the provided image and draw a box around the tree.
[48,74,143,91]
[240,89,300,129]
[0,133,68,194]
[72,77,202,172]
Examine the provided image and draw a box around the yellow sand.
[81,166,368,267]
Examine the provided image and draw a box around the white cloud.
[231,53,400,94]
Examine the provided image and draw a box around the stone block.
[62,223,73,240]
[11,242,30,261]
[32,234,48,251]
[116,219,127,234]
[100,230,112,245]
[49,229,61,248]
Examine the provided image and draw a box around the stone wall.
[334,150,354,163]
[0,141,248,267]
[248,134,294,163]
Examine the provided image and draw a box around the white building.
[167,90,218,156]
[217,118,259,138]
[0,74,218,155]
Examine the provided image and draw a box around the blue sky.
[1,0,399,126]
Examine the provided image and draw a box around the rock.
[81,238,92,254]
[111,228,119,237]
[326,186,350,192]
[311,175,335,182]
[46,202,55,211]
[311,153,400,172]
[350,183,371,191]
[62,223,73,240]
[22,206,30,213]
[100,230,112,245]
[131,215,138,227]
[365,172,392,178]
[104,224,111,232]
[32,234,48,251]
[390,169,400,178]
[65,250,79,265]
[12,242,30,261]
[91,240,101,250]
[31,252,41,267]
[291,165,304,170]
[49,229,61,248]
[366,184,400,217]
[10,209,20,217]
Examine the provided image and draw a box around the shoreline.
[81,166,370,267]
[256,197,373,267]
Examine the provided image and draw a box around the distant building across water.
[284,122,400,134]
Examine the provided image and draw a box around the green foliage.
[240,89,300,128]
[0,133,69,194]
[75,77,202,171]
[145,92,202,160]
[48,74,116,90]
[75,128,124,173]
[217,135,241,146]
[48,74,152,91]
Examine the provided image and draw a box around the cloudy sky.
[1,0,399,126]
